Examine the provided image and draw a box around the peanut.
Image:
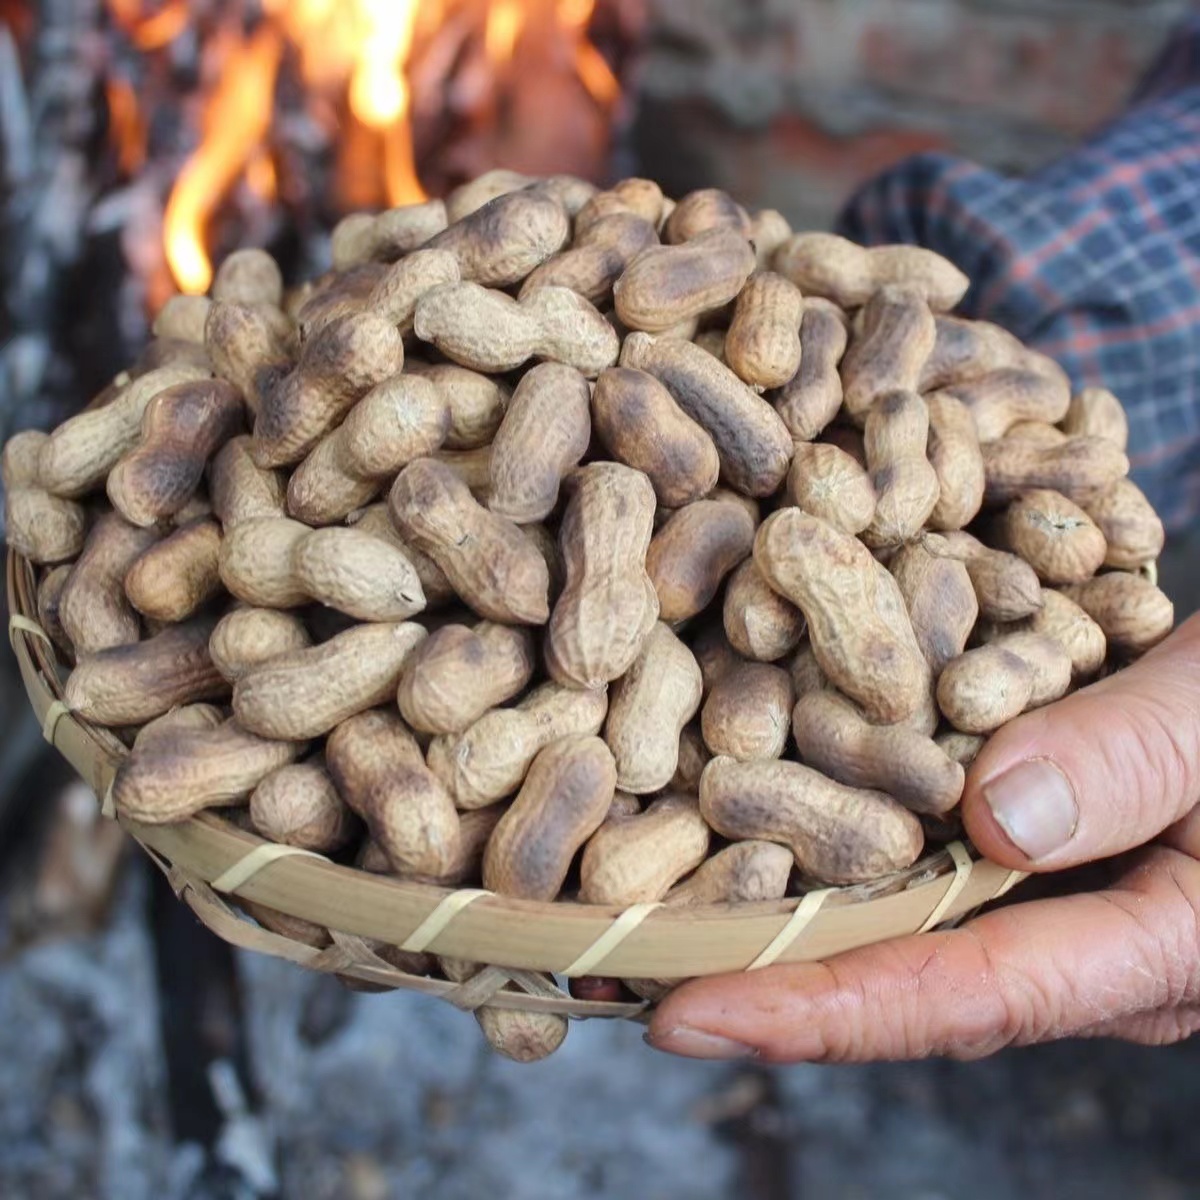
[292,527,426,621]
[286,375,450,525]
[785,441,876,536]
[575,178,665,234]
[365,248,461,333]
[60,513,158,654]
[208,607,312,682]
[988,631,1072,707]
[330,199,449,268]
[293,264,383,337]
[671,722,712,793]
[218,517,311,607]
[64,614,227,725]
[919,316,1026,391]
[773,233,968,311]
[935,731,986,767]
[208,435,288,527]
[107,379,244,526]
[925,391,985,530]
[982,435,1129,505]
[389,459,549,625]
[3,431,87,564]
[445,169,537,222]
[545,462,658,689]
[1021,588,1107,678]
[861,390,940,547]
[211,248,283,307]
[690,621,742,694]
[841,286,936,422]
[397,622,535,735]
[519,212,658,307]
[1083,479,1165,569]
[253,313,405,468]
[722,557,806,662]
[428,681,609,809]
[647,498,755,623]
[36,563,74,658]
[124,518,222,623]
[38,363,212,498]
[663,189,750,243]
[614,228,755,333]
[413,281,618,377]
[590,367,720,508]
[233,621,426,740]
[430,446,493,501]
[579,794,711,904]
[1001,489,1108,585]
[487,363,591,523]
[1062,572,1174,655]
[666,840,793,905]
[204,301,295,417]
[404,361,509,452]
[327,709,459,878]
[438,956,568,1064]
[249,759,357,852]
[939,530,1044,621]
[701,662,794,761]
[724,272,804,389]
[700,756,924,884]
[748,209,793,271]
[792,691,964,815]
[424,189,569,287]
[114,717,303,823]
[620,332,793,497]
[771,298,849,441]
[347,503,455,609]
[481,736,616,900]
[943,365,1072,443]
[152,294,211,345]
[788,639,830,699]
[888,536,977,675]
[936,644,1035,734]
[380,806,507,887]
[754,509,930,724]
[1062,387,1129,449]
[604,622,703,794]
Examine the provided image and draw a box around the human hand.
[646,612,1200,1063]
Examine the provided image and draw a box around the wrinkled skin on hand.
[647,613,1200,1063]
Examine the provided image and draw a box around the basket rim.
[7,547,1024,982]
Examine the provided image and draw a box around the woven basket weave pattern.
[7,549,1025,1018]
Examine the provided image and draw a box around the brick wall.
[631,0,1192,229]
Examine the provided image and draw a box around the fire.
[162,26,283,294]
[104,0,631,297]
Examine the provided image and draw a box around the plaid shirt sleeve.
[836,14,1200,533]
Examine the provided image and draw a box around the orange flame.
[109,0,625,295]
[485,1,526,63]
[163,26,283,293]
[108,0,189,50]
[105,77,147,175]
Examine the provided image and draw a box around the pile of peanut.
[3,169,1174,1059]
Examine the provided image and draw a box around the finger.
[645,846,1200,1063]
[961,611,1200,871]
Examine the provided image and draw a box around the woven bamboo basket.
[6,546,1032,1023]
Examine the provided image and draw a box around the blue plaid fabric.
[837,16,1200,532]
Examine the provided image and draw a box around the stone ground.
[0,528,1196,1200]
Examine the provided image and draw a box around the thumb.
[962,610,1200,871]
